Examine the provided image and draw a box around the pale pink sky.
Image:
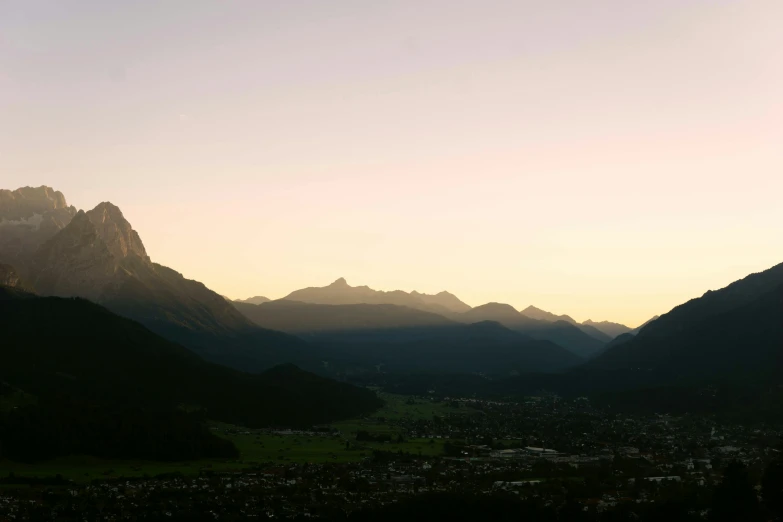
[2,1,782,326]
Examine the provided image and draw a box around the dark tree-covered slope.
[589,263,783,378]
[588,282,783,381]
[0,288,382,428]
[310,320,583,375]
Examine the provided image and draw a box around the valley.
[2,186,783,521]
[1,391,780,521]
[3,3,781,518]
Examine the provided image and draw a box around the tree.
[762,443,783,519]
[710,461,761,522]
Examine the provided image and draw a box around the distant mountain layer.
[520,305,576,324]
[233,300,581,374]
[283,277,471,315]
[276,277,632,350]
[630,315,660,335]
[459,303,606,359]
[311,320,583,375]
[518,305,616,344]
[235,295,271,305]
[234,300,456,333]
[582,319,632,339]
[589,263,783,382]
[575,323,613,344]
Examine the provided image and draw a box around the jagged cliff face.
[29,201,159,301]
[0,186,77,275]
[11,190,257,335]
[32,202,154,300]
[32,210,130,300]
[0,264,21,288]
[0,185,306,372]
[86,203,149,262]
[0,186,70,219]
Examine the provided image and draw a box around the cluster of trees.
[762,445,783,521]
[355,430,404,443]
[707,452,783,522]
[0,396,237,462]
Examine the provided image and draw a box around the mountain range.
[5,184,779,400]
[234,300,582,374]
[0,287,380,427]
[0,187,308,373]
[2,186,606,376]
[265,278,639,341]
[416,261,783,409]
[0,287,381,461]
[249,278,638,358]
[282,277,472,315]
[582,319,633,339]
[458,303,607,358]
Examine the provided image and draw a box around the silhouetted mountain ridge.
[0,187,310,373]
[283,277,471,315]
[235,295,271,305]
[582,319,632,339]
[590,262,783,379]
[520,305,576,324]
[459,303,606,358]
[518,305,614,343]
[233,300,581,374]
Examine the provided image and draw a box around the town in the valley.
[1,392,780,520]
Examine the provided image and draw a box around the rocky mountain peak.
[521,305,577,324]
[472,302,520,315]
[85,202,149,262]
[329,277,349,288]
[235,296,271,305]
[0,186,70,220]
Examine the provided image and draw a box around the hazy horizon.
[3,1,782,325]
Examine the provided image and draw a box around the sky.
[1,0,782,327]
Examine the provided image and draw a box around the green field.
[0,393,474,482]
[0,389,36,413]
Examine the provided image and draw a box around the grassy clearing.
[0,389,36,413]
[0,393,473,482]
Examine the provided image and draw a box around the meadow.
[0,393,474,482]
